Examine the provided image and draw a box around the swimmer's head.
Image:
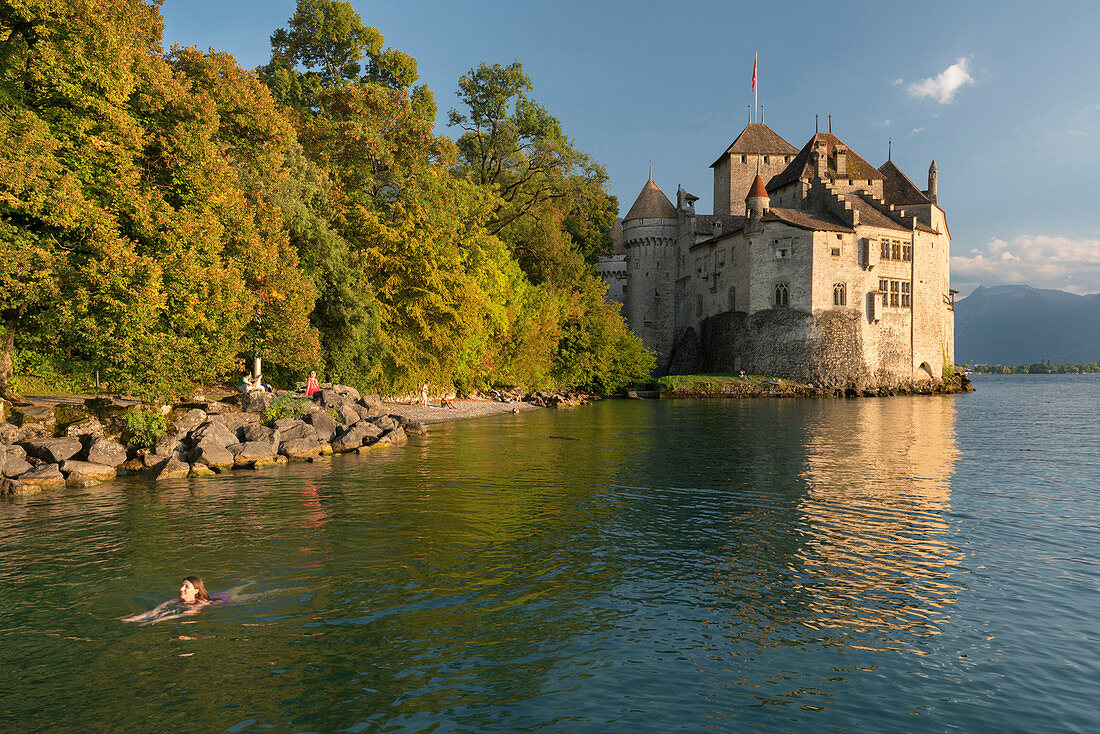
[180,576,211,604]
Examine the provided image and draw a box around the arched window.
[833,283,846,306]
[775,282,789,307]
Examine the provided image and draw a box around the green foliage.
[263,394,309,423]
[124,407,167,448]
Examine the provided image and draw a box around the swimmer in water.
[123,576,215,624]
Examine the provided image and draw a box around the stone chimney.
[834,144,847,178]
[927,159,938,204]
[814,139,828,179]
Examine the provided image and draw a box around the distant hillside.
[955,285,1100,365]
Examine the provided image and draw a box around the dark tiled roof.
[710,123,799,167]
[694,214,747,236]
[767,132,885,190]
[610,220,626,255]
[846,194,910,232]
[878,160,931,206]
[622,180,676,221]
[763,207,853,233]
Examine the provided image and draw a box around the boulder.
[20,463,66,489]
[168,408,207,436]
[2,449,32,478]
[233,441,277,468]
[304,411,337,442]
[248,454,287,470]
[240,423,279,447]
[21,438,84,464]
[331,422,382,453]
[190,421,239,450]
[332,384,361,402]
[64,417,104,438]
[335,401,360,428]
[11,405,55,428]
[85,437,127,467]
[403,420,427,436]
[318,388,342,407]
[153,432,187,458]
[229,390,276,414]
[0,422,17,444]
[189,464,217,478]
[60,460,118,481]
[353,403,383,422]
[279,438,325,460]
[371,415,398,432]
[156,458,190,481]
[1,476,42,497]
[118,458,145,474]
[193,444,235,470]
[375,426,407,446]
[358,394,384,413]
[276,420,317,442]
[140,451,168,469]
[16,423,51,442]
[207,412,259,433]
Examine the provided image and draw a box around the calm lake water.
[2,375,1099,732]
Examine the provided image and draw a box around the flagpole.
[754,52,758,124]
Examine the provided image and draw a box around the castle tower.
[927,159,938,204]
[622,178,678,369]
[745,174,770,219]
[710,123,798,216]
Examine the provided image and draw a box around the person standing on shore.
[421,382,429,406]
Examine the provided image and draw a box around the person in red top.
[305,370,321,398]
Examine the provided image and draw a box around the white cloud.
[872,119,892,127]
[952,234,1100,295]
[905,57,974,104]
[1067,129,1086,136]
[909,127,926,136]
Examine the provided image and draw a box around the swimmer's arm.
[121,600,174,623]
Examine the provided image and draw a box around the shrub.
[124,408,168,448]
[263,394,308,423]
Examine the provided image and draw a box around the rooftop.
[710,123,799,168]
[622,179,677,221]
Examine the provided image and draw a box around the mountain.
[954,285,1100,365]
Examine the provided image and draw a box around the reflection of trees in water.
[708,396,962,653]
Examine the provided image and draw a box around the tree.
[448,61,617,282]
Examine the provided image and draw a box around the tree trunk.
[0,315,22,403]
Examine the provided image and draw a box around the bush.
[124,408,167,448]
[263,394,308,423]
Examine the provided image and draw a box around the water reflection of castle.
[796,397,962,646]
[709,396,962,652]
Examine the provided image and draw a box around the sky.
[160,0,1100,296]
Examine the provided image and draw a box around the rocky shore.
[0,386,425,497]
[0,386,595,498]
[655,373,975,399]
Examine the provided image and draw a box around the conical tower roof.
[746,174,769,200]
[622,179,676,221]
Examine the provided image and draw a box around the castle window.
[775,283,789,307]
[696,295,703,317]
[903,245,912,261]
[785,156,791,163]
[833,283,847,306]
[890,280,900,307]
[831,247,841,257]
[728,286,736,311]
[763,155,769,164]
[776,246,789,259]
[892,242,902,260]
[881,241,891,260]
[741,155,747,163]
[901,281,911,307]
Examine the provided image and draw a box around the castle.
[613,121,954,387]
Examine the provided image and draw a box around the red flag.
[751,53,757,93]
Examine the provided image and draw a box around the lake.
[2,374,1099,732]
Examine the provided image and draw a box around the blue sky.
[161,0,1100,296]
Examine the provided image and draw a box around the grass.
[656,372,795,392]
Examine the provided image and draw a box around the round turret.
[745,174,770,218]
[621,178,678,363]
